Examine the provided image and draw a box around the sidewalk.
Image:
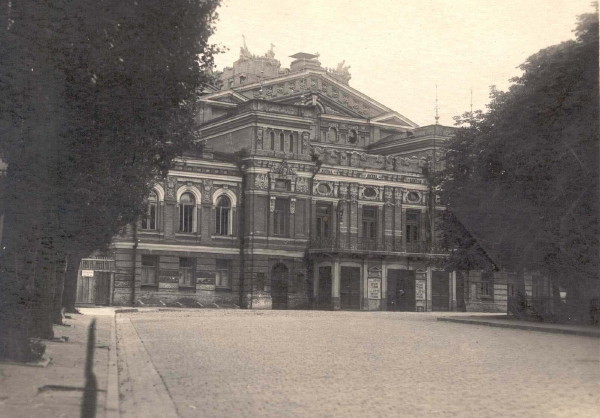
[437,314,600,338]
[0,307,118,418]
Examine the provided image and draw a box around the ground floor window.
[216,259,231,288]
[141,255,158,286]
[179,257,195,287]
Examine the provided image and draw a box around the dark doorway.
[317,266,332,309]
[340,267,361,310]
[387,269,416,311]
[271,264,289,309]
[432,270,450,311]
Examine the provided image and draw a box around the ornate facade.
[81,47,522,312]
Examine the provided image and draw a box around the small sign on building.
[81,270,94,277]
[415,279,426,301]
[367,278,382,300]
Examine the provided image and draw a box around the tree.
[0,0,221,361]
[439,7,599,321]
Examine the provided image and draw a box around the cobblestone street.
[118,310,600,417]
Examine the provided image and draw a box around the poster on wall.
[367,278,381,299]
[415,280,426,300]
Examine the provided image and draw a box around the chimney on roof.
[289,52,323,73]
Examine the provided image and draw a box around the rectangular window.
[316,203,332,238]
[406,210,420,243]
[479,271,493,298]
[273,198,289,236]
[215,259,231,288]
[141,255,158,286]
[142,203,157,230]
[362,206,377,241]
[179,257,195,287]
[179,205,194,233]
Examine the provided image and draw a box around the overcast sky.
[210,0,593,126]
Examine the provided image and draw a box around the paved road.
[119,310,600,417]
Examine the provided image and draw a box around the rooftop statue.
[327,60,352,84]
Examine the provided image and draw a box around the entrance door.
[340,267,361,310]
[432,270,450,311]
[317,266,332,310]
[387,269,416,311]
[271,264,289,309]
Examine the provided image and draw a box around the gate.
[431,270,450,311]
[387,269,416,311]
[271,264,289,310]
[340,267,361,310]
[76,258,115,305]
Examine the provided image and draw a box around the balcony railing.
[309,237,446,255]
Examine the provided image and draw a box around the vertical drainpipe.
[130,223,138,306]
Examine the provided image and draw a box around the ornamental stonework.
[254,174,268,190]
[166,177,177,199]
[202,180,213,203]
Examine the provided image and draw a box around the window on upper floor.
[289,133,294,152]
[270,131,275,150]
[316,203,332,239]
[141,190,158,230]
[215,195,231,236]
[327,127,337,142]
[179,192,195,233]
[279,132,285,151]
[362,206,377,242]
[273,198,289,236]
[406,210,420,243]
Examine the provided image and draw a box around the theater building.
[81,45,472,311]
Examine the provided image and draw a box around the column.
[332,260,341,310]
[426,267,433,312]
[450,271,457,311]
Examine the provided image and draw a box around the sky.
[209,0,594,127]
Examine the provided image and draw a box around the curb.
[105,313,120,418]
[436,317,600,338]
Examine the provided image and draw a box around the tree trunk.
[30,248,56,340]
[63,252,85,313]
[0,211,42,361]
[52,255,68,325]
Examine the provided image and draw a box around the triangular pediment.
[200,71,419,126]
[201,89,249,105]
[371,112,417,128]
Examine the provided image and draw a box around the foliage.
[439,7,599,304]
[0,0,221,360]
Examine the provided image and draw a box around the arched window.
[142,191,158,230]
[327,127,337,142]
[279,132,285,150]
[215,195,231,236]
[270,131,275,150]
[179,192,195,233]
[289,133,294,152]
